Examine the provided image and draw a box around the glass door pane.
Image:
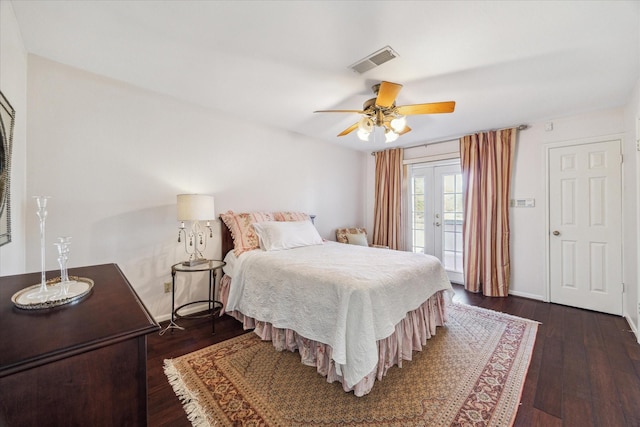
[435,165,464,283]
[412,178,425,253]
[409,171,433,255]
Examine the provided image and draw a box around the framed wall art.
[0,90,15,247]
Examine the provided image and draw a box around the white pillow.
[252,220,323,251]
[346,233,369,246]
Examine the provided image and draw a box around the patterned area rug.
[164,303,538,427]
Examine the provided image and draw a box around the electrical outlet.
[164,282,172,293]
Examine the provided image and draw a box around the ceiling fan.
[314,81,455,143]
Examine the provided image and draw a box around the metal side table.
[160,259,225,335]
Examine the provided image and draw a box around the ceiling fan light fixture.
[358,116,374,133]
[390,115,407,133]
[357,129,371,141]
[385,128,399,143]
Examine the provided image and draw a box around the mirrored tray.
[11,276,94,310]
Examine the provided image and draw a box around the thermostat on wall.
[510,198,535,208]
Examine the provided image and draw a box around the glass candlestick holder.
[54,237,74,297]
[27,196,57,302]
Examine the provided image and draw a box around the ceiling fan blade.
[375,81,403,108]
[399,125,411,135]
[314,109,365,114]
[396,101,456,115]
[337,122,359,137]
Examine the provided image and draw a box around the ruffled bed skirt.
[219,275,448,397]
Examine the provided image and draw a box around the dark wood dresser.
[0,263,159,426]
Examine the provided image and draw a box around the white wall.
[21,55,366,320]
[0,1,27,275]
[624,78,640,338]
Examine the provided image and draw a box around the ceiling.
[9,1,640,152]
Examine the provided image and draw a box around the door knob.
[435,222,441,227]
[552,230,560,236]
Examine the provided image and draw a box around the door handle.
[435,222,441,227]
[552,230,560,236]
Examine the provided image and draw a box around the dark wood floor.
[146,284,640,426]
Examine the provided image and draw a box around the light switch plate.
[510,198,535,208]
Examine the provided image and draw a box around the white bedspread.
[226,241,453,388]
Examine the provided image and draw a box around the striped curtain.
[460,128,516,296]
[373,148,404,250]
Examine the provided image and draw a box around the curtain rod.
[370,124,528,156]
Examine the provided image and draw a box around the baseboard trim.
[508,289,546,301]
[624,313,639,344]
[453,285,546,302]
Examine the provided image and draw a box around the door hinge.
[622,282,625,293]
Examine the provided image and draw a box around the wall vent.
[349,46,398,74]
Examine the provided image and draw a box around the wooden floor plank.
[610,368,640,424]
[586,341,629,426]
[562,309,591,401]
[599,315,636,373]
[533,336,563,418]
[582,307,605,349]
[562,395,595,427]
[530,407,563,427]
[544,303,564,339]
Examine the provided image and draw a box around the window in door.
[408,162,464,283]
[410,174,427,254]
[441,171,464,283]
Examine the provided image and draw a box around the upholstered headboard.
[220,217,234,259]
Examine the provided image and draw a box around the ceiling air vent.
[349,46,398,74]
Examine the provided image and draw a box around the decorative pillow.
[220,211,275,256]
[252,220,323,251]
[273,211,310,222]
[335,227,367,244]
[346,233,369,247]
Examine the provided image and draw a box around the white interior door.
[409,162,464,283]
[548,139,622,315]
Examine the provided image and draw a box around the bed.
[218,211,453,397]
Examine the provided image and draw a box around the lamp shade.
[177,194,215,221]
[390,115,407,133]
[385,128,399,143]
[358,116,374,133]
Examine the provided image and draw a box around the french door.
[409,162,464,283]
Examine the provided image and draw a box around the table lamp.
[177,194,214,266]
